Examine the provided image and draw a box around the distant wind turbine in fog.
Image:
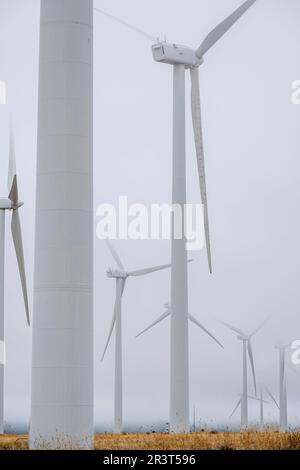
[137,301,223,349]
[0,123,30,435]
[265,386,280,429]
[137,301,223,423]
[259,386,272,429]
[96,0,258,433]
[244,384,273,430]
[221,319,267,429]
[265,344,290,433]
[102,241,173,434]
[274,344,290,432]
[230,393,267,429]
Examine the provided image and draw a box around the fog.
[0,0,300,432]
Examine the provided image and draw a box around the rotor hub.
[106,269,127,279]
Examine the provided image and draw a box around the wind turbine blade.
[247,340,257,396]
[11,210,30,326]
[250,317,269,338]
[121,278,126,295]
[219,320,244,337]
[8,122,18,205]
[229,398,241,418]
[128,263,171,277]
[105,240,125,271]
[247,395,259,402]
[196,0,257,58]
[8,176,18,206]
[101,279,125,361]
[94,8,157,42]
[248,395,269,404]
[101,307,116,361]
[190,67,212,273]
[129,259,193,277]
[265,387,280,410]
[189,314,223,349]
[136,310,171,338]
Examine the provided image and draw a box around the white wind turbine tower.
[30,0,93,449]
[273,344,289,432]
[102,241,173,434]
[221,319,267,429]
[259,387,265,429]
[0,123,30,434]
[259,386,271,430]
[192,405,196,433]
[96,0,258,433]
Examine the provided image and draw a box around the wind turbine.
[137,301,223,349]
[265,386,280,429]
[0,123,30,434]
[137,301,223,432]
[230,393,268,429]
[102,241,174,434]
[249,385,272,430]
[96,0,258,433]
[275,344,289,432]
[221,319,267,429]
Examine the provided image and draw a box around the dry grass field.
[0,432,300,450]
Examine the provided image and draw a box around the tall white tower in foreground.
[30,0,94,449]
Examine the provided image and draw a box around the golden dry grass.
[0,432,300,450]
[94,432,300,450]
[0,435,28,450]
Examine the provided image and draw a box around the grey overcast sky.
[1,0,300,432]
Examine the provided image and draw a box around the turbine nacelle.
[152,42,203,68]
[0,198,13,210]
[106,268,127,279]
[237,334,249,341]
[0,198,24,211]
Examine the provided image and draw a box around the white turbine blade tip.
[265,387,279,410]
[105,240,125,271]
[189,314,224,348]
[136,310,171,338]
[196,0,257,58]
[229,398,241,418]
